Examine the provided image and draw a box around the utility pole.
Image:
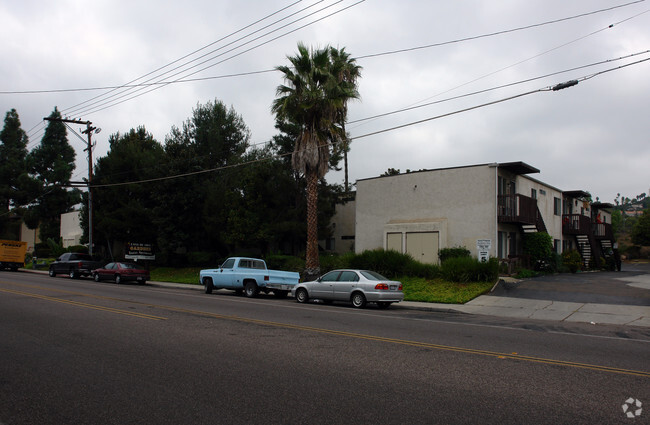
[43,117,99,255]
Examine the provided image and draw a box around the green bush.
[561,250,582,273]
[440,257,499,283]
[187,251,214,266]
[438,246,471,263]
[523,232,553,271]
[265,254,305,273]
[515,268,537,279]
[349,249,414,278]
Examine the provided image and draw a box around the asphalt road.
[492,262,650,306]
[1,271,648,424]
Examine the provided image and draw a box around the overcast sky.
[1,0,649,203]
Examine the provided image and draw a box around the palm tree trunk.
[305,167,320,279]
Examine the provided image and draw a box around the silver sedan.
[292,269,404,309]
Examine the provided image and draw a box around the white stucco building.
[331,162,615,267]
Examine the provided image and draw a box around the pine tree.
[25,107,81,242]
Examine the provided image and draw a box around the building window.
[554,197,561,216]
[554,239,560,253]
[531,188,537,199]
[540,189,546,196]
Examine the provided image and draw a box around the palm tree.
[272,43,360,278]
[329,46,362,192]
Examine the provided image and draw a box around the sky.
[1,0,649,204]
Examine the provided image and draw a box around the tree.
[87,127,165,255]
[272,43,360,278]
[25,107,80,242]
[157,100,250,258]
[631,209,650,246]
[0,109,33,237]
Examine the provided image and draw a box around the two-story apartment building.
[342,161,614,267]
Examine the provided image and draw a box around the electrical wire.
[74,57,649,189]
[3,0,643,97]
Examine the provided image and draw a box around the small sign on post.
[476,239,491,262]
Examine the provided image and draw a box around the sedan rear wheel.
[351,292,367,309]
[49,268,56,277]
[295,288,309,304]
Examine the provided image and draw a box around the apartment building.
[338,161,614,267]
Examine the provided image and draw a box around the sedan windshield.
[360,270,389,281]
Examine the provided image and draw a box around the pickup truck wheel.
[295,288,309,304]
[49,268,56,277]
[203,277,213,294]
[351,292,367,309]
[115,274,122,284]
[244,281,259,298]
[93,273,100,282]
[69,269,78,279]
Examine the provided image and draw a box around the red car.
[92,262,149,284]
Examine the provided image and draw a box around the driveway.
[490,262,650,306]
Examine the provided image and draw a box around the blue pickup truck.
[200,257,300,298]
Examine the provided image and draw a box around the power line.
[79,58,649,189]
[3,0,644,97]
[64,0,359,118]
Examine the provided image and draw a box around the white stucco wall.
[60,211,83,248]
[355,164,498,260]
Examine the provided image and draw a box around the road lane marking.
[0,288,167,321]
[2,281,648,376]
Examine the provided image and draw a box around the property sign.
[476,239,491,262]
[125,242,155,260]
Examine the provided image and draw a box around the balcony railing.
[562,214,591,234]
[498,194,537,224]
[593,222,614,240]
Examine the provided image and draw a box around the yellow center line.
[2,281,648,377]
[0,287,167,321]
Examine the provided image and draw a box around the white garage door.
[406,232,439,264]
[386,232,402,252]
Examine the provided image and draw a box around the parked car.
[292,269,404,309]
[92,262,149,284]
[49,252,103,279]
[200,257,300,298]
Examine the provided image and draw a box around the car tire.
[204,277,213,294]
[351,292,367,309]
[49,268,56,277]
[69,269,78,279]
[244,281,259,298]
[295,288,309,304]
[377,302,392,309]
[115,274,121,284]
[93,273,100,282]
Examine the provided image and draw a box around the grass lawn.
[152,269,495,303]
[150,267,204,285]
[399,276,495,304]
